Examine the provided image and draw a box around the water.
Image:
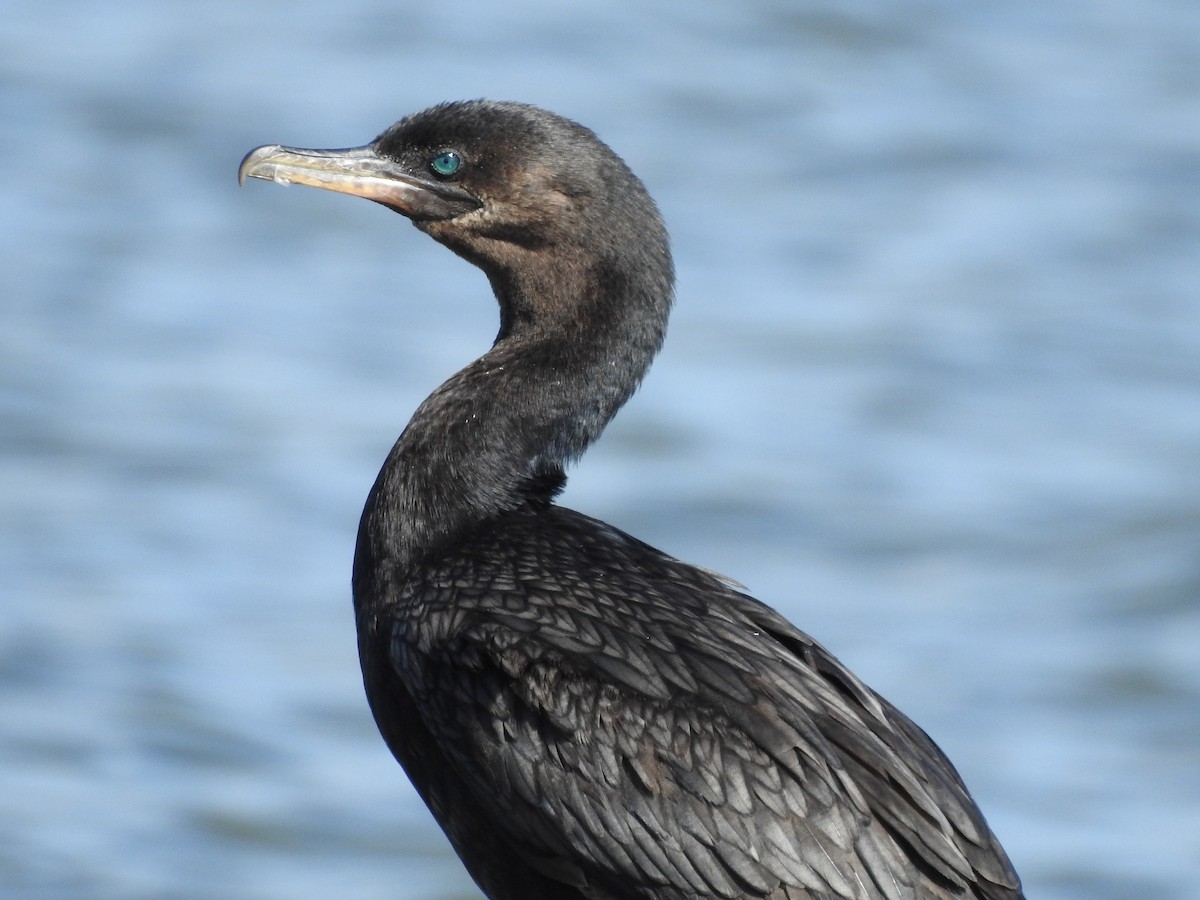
[3,1,1199,897]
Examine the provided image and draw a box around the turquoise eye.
[430,150,463,177]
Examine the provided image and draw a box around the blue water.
[3,1,1199,897]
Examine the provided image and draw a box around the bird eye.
[430,150,463,177]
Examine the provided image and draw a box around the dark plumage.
[239,100,1024,900]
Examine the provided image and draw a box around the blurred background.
[3,1,1199,897]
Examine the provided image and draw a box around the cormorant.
[239,100,1024,899]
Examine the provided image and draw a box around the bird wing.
[387,508,1021,899]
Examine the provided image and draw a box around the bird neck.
[354,250,672,577]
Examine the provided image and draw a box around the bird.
[239,100,1024,900]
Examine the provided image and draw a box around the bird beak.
[238,144,481,220]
